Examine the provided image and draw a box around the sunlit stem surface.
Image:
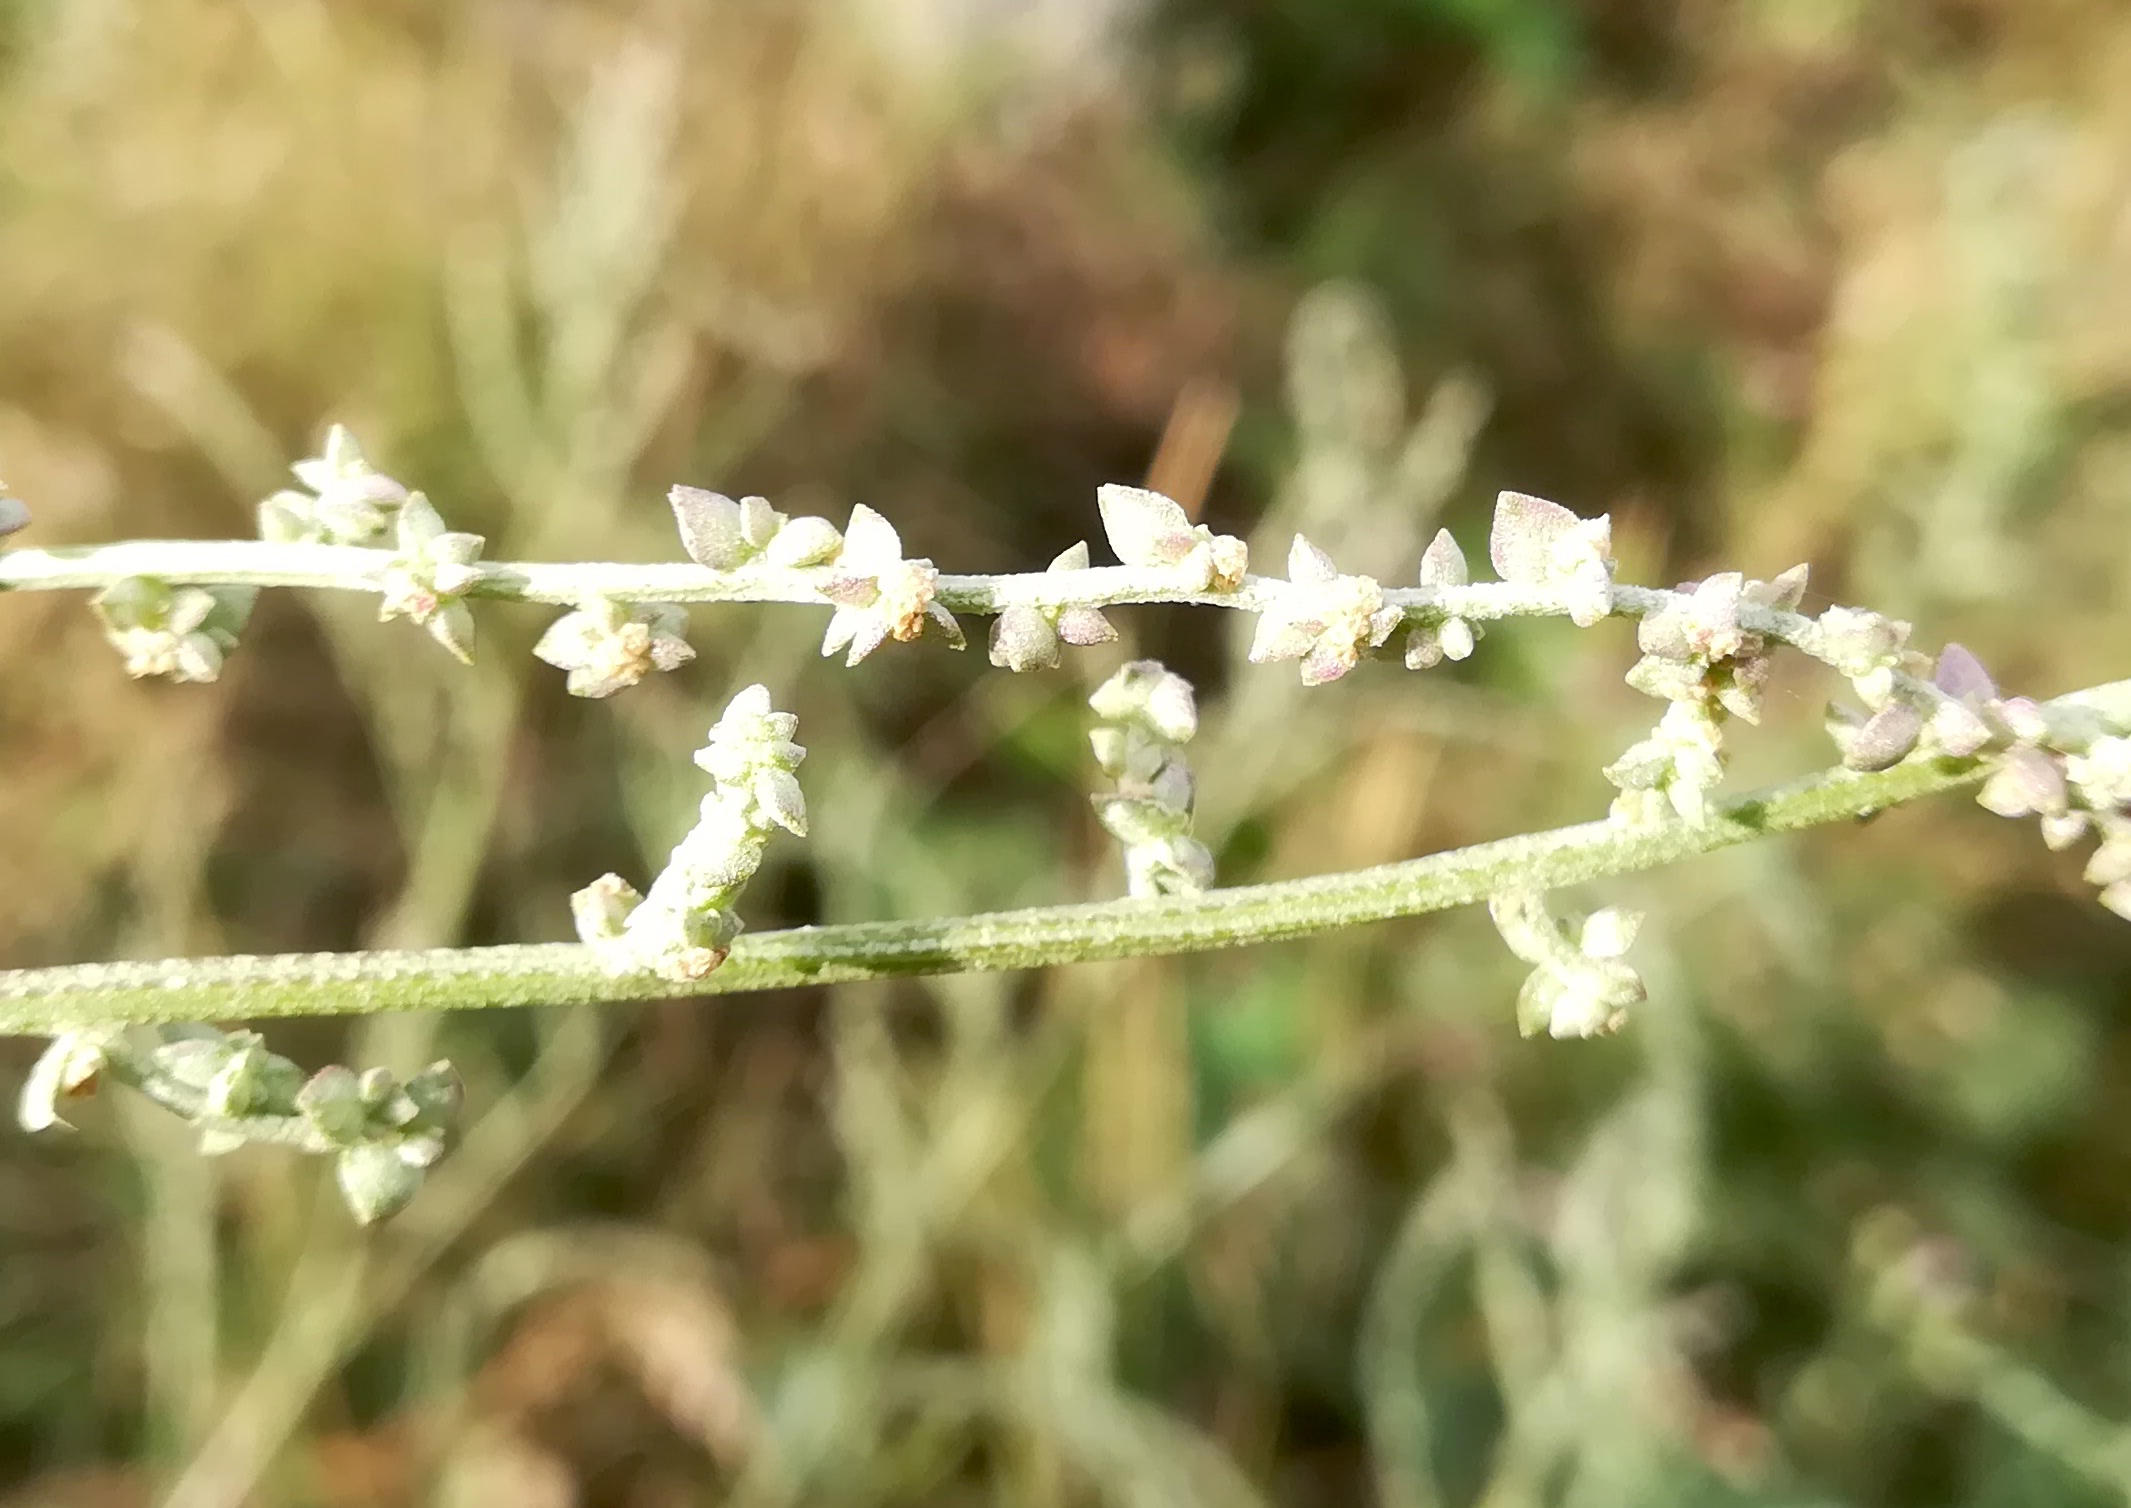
[6,667,2126,1035]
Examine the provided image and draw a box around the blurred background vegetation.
[3,0,2131,1503]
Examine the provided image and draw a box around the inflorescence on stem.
[3,425,2129,1216]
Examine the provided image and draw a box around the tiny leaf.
[1489,491,1578,582]
[1417,528,1467,588]
[1933,643,1997,702]
[336,1143,424,1225]
[1287,534,1338,585]
[670,486,751,568]
[1097,484,1194,567]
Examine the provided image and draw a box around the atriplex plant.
[2,429,2128,1221]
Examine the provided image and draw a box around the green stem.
[11,678,2128,1035]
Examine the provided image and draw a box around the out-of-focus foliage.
[4,1,2131,1504]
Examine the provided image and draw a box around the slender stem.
[0,539,1709,627]
[7,671,2126,1034]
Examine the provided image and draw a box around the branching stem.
[4,673,2124,1034]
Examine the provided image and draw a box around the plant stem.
[6,672,2124,1034]
[0,539,1703,625]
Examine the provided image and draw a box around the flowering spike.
[576,684,808,980]
[1088,661,1213,896]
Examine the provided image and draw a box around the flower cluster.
[1487,889,1646,1039]
[18,1025,461,1224]
[1807,606,1943,772]
[375,494,486,662]
[1916,649,2131,920]
[258,425,411,545]
[988,542,1118,672]
[10,413,2131,1141]
[669,486,844,571]
[1248,535,1404,686]
[1096,484,1248,593]
[1087,660,1215,897]
[534,596,695,697]
[573,684,806,979]
[819,505,964,665]
[297,1058,463,1222]
[1607,567,1806,824]
[92,576,256,683]
[1405,529,1478,669]
[1489,490,1618,628]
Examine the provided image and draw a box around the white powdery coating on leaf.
[1417,528,1467,587]
[840,503,903,566]
[1096,484,1195,567]
[1489,491,1580,582]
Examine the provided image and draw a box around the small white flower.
[669,487,844,570]
[534,598,695,698]
[1605,701,1728,825]
[1248,535,1404,686]
[1578,908,1642,959]
[93,578,255,683]
[19,1033,108,1133]
[1096,484,1249,592]
[818,505,963,665]
[987,542,1119,672]
[268,425,411,545]
[1490,891,1645,1039]
[1638,573,1750,664]
[375,493,486,663]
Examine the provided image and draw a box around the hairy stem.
[5,672,2124,1034]
[0,540,1726,629]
